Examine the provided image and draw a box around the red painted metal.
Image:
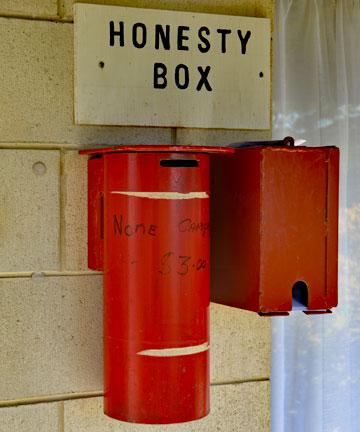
[88,156,104,271]
[82,141,339,424]
[81,144,233,156]
[82,145,231,424]
[210,144,339,315]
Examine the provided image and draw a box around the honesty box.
[74,4,270,129]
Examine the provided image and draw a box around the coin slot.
[160,159,199,168]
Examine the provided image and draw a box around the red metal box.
[81,145,231,424]
[210,144,339,315]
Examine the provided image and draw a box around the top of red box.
[80,145,235,156]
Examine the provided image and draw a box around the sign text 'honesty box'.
[74,4,270,129]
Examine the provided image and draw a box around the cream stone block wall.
[0,275,103,401]
[62,0,273,20]
[0,403,60,432]
[176,129,272,147]
[0,0,57,18]
[62,151,89,270]
[211,304,270,383]
[0,150,60,272]
[0,0,273,430]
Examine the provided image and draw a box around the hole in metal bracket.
[292,280,309,308]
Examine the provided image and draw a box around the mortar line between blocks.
[58,401,64,432]
[0,271,102,279]
[0,379,270,408]
[212,377,270,386]
[0,143,81,150]
[59,149,66,272]
[0,392,103,408]
[0,13,72,23]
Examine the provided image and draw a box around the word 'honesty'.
[109,21,251,54]
[109,21,252,92]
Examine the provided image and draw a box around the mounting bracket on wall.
[80,139,339,424]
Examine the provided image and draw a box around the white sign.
[74,4,270,129]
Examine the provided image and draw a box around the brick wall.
[0,1,273,430]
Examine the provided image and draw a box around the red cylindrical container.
[104,151,210,424]
[81,145,233,424]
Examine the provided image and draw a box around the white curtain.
[272,1,360,431]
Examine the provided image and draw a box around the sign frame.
[74,3,271,130]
